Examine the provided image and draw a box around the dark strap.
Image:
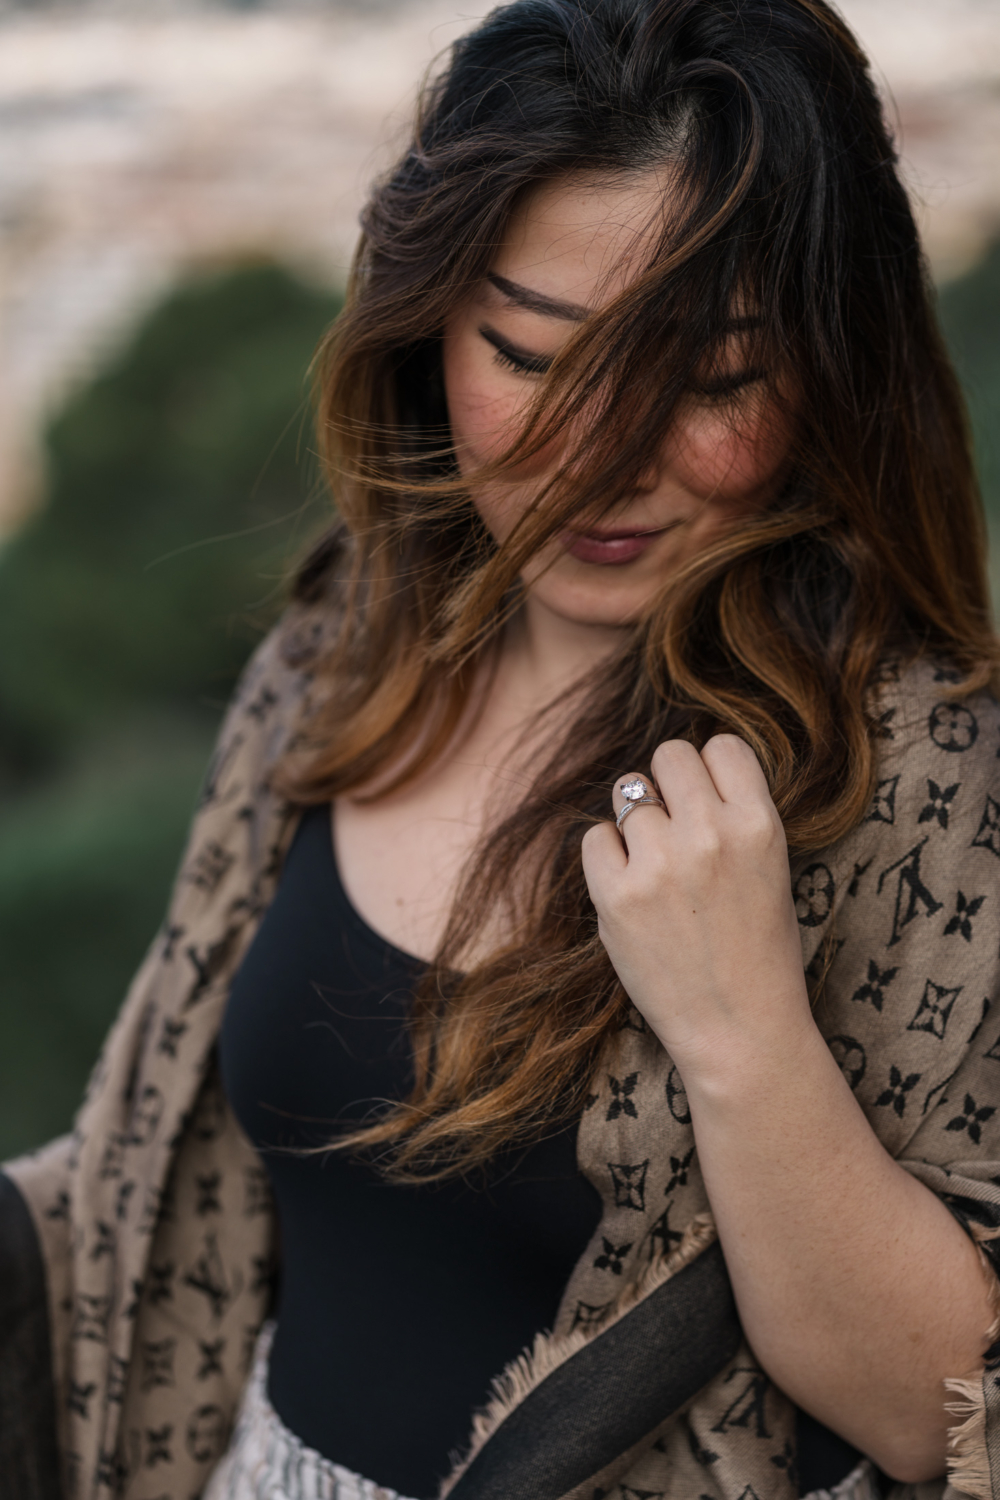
[447,1239,741,1500]
[0,1170,63,1500]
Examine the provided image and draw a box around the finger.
[648,739,723,823]
[699,733,772,805]
[610,767,669,855]
[581,819,628,901]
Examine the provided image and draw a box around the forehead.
[492,169,673,314]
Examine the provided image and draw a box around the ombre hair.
[280,0,996,1178]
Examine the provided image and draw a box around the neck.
[499,593,627,712]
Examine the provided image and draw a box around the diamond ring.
[615,777,665,831]
[620,777,651,802]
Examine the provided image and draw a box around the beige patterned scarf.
[8,605,1000,1500]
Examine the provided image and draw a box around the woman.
[4,0,1000,1497]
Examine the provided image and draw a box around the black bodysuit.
[220,803,861,1498]
[219,804,603,1497]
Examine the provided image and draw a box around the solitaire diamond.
[620,778,648,802]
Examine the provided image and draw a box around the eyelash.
[479,324,765,399]
[479,327,552,376]
[693,370,767,401]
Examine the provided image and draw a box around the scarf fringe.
[944,1225,1000,1500]
[439,1211,718,1497]
[945,1377,990,1500]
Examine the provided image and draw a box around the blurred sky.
[0,0,998,535]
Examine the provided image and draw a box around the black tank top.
[219,803,862,1498]
[219,803,603,1497]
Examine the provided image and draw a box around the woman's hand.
[581,734,813,1082]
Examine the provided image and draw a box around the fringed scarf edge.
[439,1210,718,1497]
[945,1226,1000,1500]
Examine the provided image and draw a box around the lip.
[561,526,667,566]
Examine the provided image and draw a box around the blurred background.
[0,0,999,1160]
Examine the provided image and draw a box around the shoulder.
[209,584,346,788]
[162,588,344,917]
[792,653,1000,1030]
[794,656,1000,903]
[856,656,1000,866]
[797,656,1000,1149]
[871,654,1000,798]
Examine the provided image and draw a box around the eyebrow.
[487,273,764,339]
[487,272,591,322]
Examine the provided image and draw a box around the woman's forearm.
[680,1016,995,1483]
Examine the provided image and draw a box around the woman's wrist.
[656,985,823,1109]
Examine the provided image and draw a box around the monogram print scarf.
[7,600,1000,1500]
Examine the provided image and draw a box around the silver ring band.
[616,795,665,831]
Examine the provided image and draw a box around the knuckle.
[704,732,759,774]
[747,804,784,848]
[653,737,693,765]
[621,863,661,907]
[689,823,723,864]
[707,731,747,752]
[603,886,634,924]
[742,805,775,841]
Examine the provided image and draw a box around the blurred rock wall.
[0,0,471,530]
[0,0,998,534]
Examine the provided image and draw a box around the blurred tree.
[0,261,341,784]
[0,722,214,1152]
[0,262,341,1157]
[938,240,1000,524]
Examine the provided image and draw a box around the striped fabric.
[203,1325,416,1500]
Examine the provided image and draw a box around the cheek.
[442,312,569,478]
[667,400,794,506]
[443,351,511,466]
[441,319,563,545]
[442,322,539,470]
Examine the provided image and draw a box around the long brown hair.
[281,0,996,1178]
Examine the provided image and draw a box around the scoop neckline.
[322,804,428,970]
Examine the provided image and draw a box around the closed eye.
[479,325,553,376]
[692,369,767,400]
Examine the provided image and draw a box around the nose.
[634,456,661,492]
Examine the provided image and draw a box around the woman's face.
[441,172,795,629]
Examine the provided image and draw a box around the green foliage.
[0,262,341,1158]
[0,261,341,781]
[938,240,1000,524]
[0,723,214,1153]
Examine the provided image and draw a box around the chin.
[531,579,652,629]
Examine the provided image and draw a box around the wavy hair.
[280,0,996,1178]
